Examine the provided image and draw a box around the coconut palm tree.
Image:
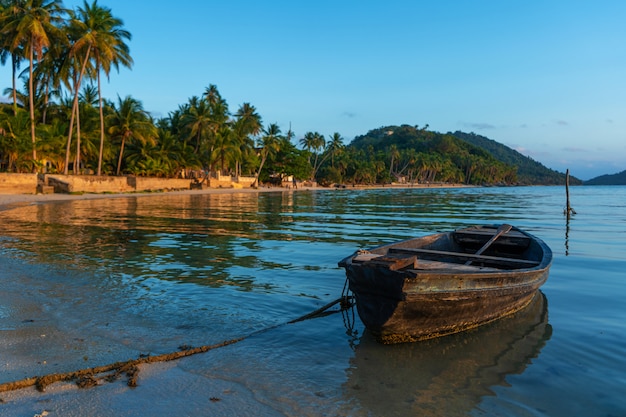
[31,33,65,125]
[253,123,281,187]
[181,92,229,173]
[232,102,262,176]
[299,131,325,180]
[0,0,67,163]
[0,0,26,115]
[0,106,31,171]
[181,96,212,154]
[388,144,399,178]
[212,124,238,174]
[65,0,132,176]
[326,132,344,168]
[203,83,228,110]
[107,95,155,176]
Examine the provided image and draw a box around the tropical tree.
[181,96,212,154]
[211,124,237,174]
[204,84,226,108]
[232,102,261,176]
[326,132,344,168]
[31,32,65,124]
[253,123,281,187]
[0,105,30,171]
[388,144,399,178]
[264,135,309,182]
[107,95,155,176]
[37,116,67,171]
[0,0,25,114]
[0,0,67,163]
[299,131,325,180]
[65,0,132,176]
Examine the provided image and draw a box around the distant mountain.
[451,131,582,185]
[584,170,626,185]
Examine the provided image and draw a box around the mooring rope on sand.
[0,296,353,395]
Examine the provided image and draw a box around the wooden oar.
[465,224,513,265]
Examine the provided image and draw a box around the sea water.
[0,186,624,416]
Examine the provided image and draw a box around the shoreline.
[0,183,470,212]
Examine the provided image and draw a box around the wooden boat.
[338,224,552,344]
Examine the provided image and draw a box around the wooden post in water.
[564,169,576,218]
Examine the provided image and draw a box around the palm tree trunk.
[11,54,18,116]
[64,48,91,175]
[28,40,37,164]
[97,66,105,176]
[116,137,126,176]
[75,104,81,173]
[252,156,267,188]
[42,81,49,124]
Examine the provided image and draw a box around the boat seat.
[408,259,502,272]
[356,254,417,271]
[388,247,540,268]
[453,228,531,250]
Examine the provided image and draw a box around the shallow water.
[0,186,624,416]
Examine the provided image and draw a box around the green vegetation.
[451,131,582,185]
[341,125,517,185]
[584,170,626,185]
[1,1,574,186]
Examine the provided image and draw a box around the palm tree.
[299,131,325,180]
[0,0,25,115]
[388,144,399,178]
[31,32,65,124]
[181,91,229,173]
[90,1,131,176]
[326,132,344,168]
[232,102,262,176]
[0,0,66,164]
[0,106,30,171]
[253,123,281,187]
[204,84,226,108]
[65,0,132,176]
[107,95,155,176]
[212,124,237,174]
[181,96,212,154]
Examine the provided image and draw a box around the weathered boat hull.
[339,225,552,344]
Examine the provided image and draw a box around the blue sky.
[2,0,625,180]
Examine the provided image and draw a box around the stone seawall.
[47,175,131,193]
[0,173,38,194]
[130,177,192,192]
[0,173,256,195]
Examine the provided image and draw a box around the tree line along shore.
[1,1,573,188]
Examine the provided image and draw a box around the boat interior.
[354,225,543,272]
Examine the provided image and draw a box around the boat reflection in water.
[343,291,551,417]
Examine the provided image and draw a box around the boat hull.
[340,225,552,344]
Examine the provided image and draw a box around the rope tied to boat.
[0,295,355,395]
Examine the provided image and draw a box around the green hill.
[584,170,626,185]
[451,131,581,185]
[348,125,517,185]
[346,125,576,185]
